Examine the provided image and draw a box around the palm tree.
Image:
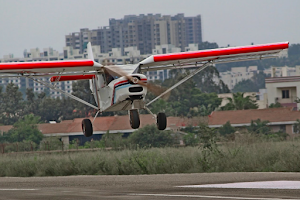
[222,92,258,110]
[247,119,271,134]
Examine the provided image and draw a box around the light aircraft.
[0,42,289,137]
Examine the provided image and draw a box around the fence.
[0,138,116,154]
[1,140,69,154]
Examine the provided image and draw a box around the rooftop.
[208,107,300,127]
[0,115,202,136]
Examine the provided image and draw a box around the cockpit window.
[104,70,119,84]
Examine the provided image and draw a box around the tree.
[232,79,257,93]
[293,119,300,134]
[183,132,199,146]
[72,80,96,118]
[100,131,125,148]
[232,72,269,93]
[198,41,219,50]
[269,102,282,108]
[193,65,230,94]
[128,124,175,148]
[197,123,218,150]
[59,97,78,121]
[0,83,24,125]
[182,125,199,146]
[4,114,43,144]
[148,71,223,117]
[219,121,235,136]
[0,86,3,125]
[36,97,63,122]
[222,92,258,110]
[247,119,271,135]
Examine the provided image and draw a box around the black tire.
[82,119,93,137]
[130,109,140,129]
[157,112,167,130]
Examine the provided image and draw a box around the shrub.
[219,121,235,136]
[128,124,176,148]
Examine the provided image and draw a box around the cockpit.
[104,70,119,85]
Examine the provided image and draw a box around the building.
[264,66,297,77]
[65,13,202,55]
[208,107,300,138]
[219,66,258,90]
[0,47,73,98]
[265,76,300,110]
[0,115,201,146]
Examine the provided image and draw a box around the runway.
[0,172,299,199]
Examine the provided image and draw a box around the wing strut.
[146,61,213,106]
[26,76,99,110]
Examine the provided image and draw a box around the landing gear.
[82,119,93,137]
[156,112,167,130]
[129,109,140,129]
[144,107,167,130]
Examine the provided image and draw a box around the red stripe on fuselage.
[114,80,129,87]
[153,42,289,62]
[0,60,94,70]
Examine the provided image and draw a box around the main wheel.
[82,119,93,137]
[129,109,140,129]
[157,112,167,130]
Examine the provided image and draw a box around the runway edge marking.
[128,193,298,200]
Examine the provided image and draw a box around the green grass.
[1,138,300,177]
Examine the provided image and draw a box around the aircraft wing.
[0,42,105,78]
[0,59,102,74]
[138,42,289,72]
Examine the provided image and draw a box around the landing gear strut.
[156,112,167,130]
[129,109,140,129]
[82,119,93,137]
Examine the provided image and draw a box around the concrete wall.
[266,80,300,107]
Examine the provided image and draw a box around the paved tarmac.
[0,172,299,199]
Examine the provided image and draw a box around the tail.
[87,42,102,67]
[87,42,94,60]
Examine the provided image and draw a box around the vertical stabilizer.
[87,42,94,60]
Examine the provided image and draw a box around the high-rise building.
[65,13,202,55]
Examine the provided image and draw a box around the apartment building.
[219,66,257,90]
[219,65,299,91]
[65,13,202,55]
[0,47,72,98]
[265,76,300,110]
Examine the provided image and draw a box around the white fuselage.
[90,73,147,112]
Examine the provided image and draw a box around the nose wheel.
[129,109,140,129]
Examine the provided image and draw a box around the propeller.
[103,65,170,100]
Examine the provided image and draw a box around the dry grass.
[1,137,300,177]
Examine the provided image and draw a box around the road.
[0,172,299,199]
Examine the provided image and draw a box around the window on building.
[293,123,300,134]
[282,90,290,99]
[279,125,286,133]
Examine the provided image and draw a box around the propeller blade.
[146,82,170,100]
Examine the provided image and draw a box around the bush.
[183,132,199,146]
[128,124,176,148]
[219,121,235,136]
[1,114,43,144]
[2,138,300,177]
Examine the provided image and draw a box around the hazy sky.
[0,0,299,58]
